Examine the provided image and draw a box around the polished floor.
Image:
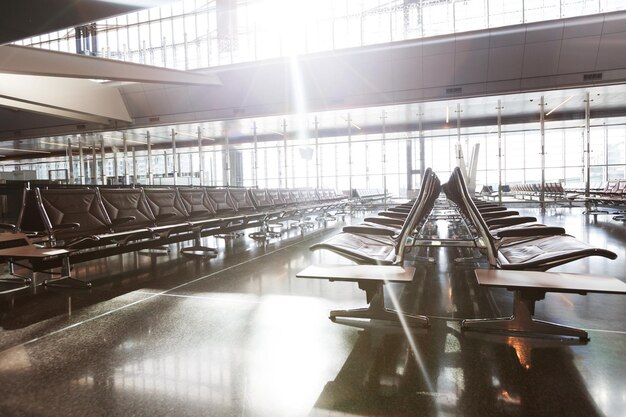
[0,206,624,417]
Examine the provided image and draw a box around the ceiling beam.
[0,73,132,122]
[0,45,221,86]
[0,97,111,125]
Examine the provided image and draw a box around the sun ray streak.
[384,281,437,395]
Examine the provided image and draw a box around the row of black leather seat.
[444,168,617,270]
[2,186,347,286]
[310,169,440,265]
[26,187,344,247]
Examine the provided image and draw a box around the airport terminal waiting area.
[0,170,624,416]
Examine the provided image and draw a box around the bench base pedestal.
[462,289,589,341]
[330,280,429,327]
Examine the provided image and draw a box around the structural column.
[100,135,106,185]
[67,137,74,184]
[497,100,503,205]
[123,133,129,185]
[381,111,387,209]
[171,129,177,186]
[146,131,153,186]
[585,92,591,197]
[198,126,205,187]
[252,122,258,188]
[282,119,288,188]
[314,116,320,189]
[539,96,546,211]
[112,146,119,184]
[224,129,230,187]
[91,143,97,184]
[78,138,84,185]
[347,114,353,198]
[132,146,137,184]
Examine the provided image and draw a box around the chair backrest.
[228,189,256,211]
[393,168,439,262]
[249,189,275,211]
[99,188,156,231]
[304,189,320,203]
[289,190,302,204]
[316,189,330,202]
[278,189,297,205]
[205,188,236,213]
[446,168,499,266]
[267,189,286,205]
[178,188,217,218]
[143,188,189,225]
[15,188,46,234]
[36,188,112,241]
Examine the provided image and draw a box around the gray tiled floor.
[0,207,624,416]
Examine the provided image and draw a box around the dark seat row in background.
[0,186,348,286]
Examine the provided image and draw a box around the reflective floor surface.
[0,206,624,417]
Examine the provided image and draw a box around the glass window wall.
[15,0,626,71]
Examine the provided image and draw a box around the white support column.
[91,143,97,184]
[347,114,353,198]
[585,92,591,197]
[112,146,119,185]
[418,108,425,177]
[381,111,388,209]
[224,129,230,187]
[282,119,288,188]
[123,133,129,185]
[457,103,462,149]
[78,138,84,185]
[132,146,137,184]
[539,96,546,211]
[67,137,74,184]
[314,116,320,189]
[146,131,153,185]
[171,129,177,186]
[100,135,106,185]
[497,100,503,205]
[198,126,205,187]
[252,121,258,188]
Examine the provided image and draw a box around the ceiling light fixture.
[546,96,574,116]
[339,116,361,130]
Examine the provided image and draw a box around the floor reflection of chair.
[310,329,430,417]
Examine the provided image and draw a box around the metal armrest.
[112,216,136,226]
[0,223,16,232]
[388,207,411,213]
[66,235,101,248]
[377,211,406,219]
[52,223,80,231]
[155,212,176,221]
[343,226,396,237]
[364,217,404,227]
[482,210,520,219]
[479,206,508,213]
[487,216,537,228]
[494,226,566,238]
